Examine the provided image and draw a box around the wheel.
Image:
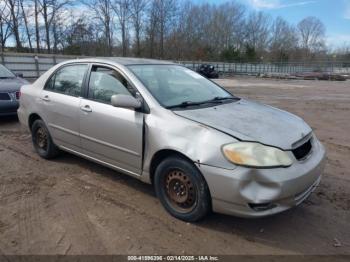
[31,119,59,159]
[154,156,211,222]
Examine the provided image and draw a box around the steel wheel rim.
[165,169,197,213]
[36,127,48,150]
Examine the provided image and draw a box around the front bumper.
[197,137,326,217]
[0,100,19,116]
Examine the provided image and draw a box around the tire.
[31,119,60,159]
[154,156,211,222]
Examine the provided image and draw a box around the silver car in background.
[18,58,326,221]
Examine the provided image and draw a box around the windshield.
[0,64,15,78]
[128,65,235,108]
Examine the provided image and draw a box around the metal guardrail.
[1,52,350,79]
[178,61,350,76]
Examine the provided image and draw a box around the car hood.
[174,99,312,150]
[0,77,28,92]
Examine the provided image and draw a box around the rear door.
[79,64,144,176]
[38,63,88,150]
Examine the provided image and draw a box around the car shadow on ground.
[53,151,157,198]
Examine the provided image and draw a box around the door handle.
[80,105,92,112]
[41,95,50,102]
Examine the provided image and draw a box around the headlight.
[222,142,293,168]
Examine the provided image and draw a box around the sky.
[204,0,350,49]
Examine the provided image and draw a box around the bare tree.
[38,0,71,53]
[220,2,245,50]
[19,0,33,51]
[175,3,212,60]
[270,17,298,61]
[64,16,100,55]
[244,11,271,58]
[52,11,65,53]
[112,0,131,56]
[6,0,23,50]
[148,0,177,58]
[145,0,158,58]
[297,16,325,56]
[130,0,147,56]
[0,2,12,51]
[1,0,330,62]
[33,0,41,52]
[83,0,114,55]
[205,2,245,58]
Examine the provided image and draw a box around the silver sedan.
[18,58,326,221]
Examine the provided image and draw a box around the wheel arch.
[28,113,42,131]
[149,148,213,219]
[149,149,205,186]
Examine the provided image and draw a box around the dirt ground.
[0,77,349,255]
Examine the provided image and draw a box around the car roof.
[66,57,176,66]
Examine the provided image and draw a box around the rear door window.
[45,64,88,97]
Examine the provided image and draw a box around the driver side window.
[88,65,135,104]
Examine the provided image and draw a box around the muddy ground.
[0,77,349,255]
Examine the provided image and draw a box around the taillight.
[16,91,21,100]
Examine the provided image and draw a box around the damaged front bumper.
[197,138,326,218]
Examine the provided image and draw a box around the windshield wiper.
[0,76,14,79]
[166,96,239,109]
[211,96,238,101]
[166,101,204,109]
[193,96,238,105]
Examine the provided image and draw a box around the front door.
[79,64,144,176]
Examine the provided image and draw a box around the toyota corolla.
[18,58,326,221]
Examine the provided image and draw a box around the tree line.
[1,0,349,62]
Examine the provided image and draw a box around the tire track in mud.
[0,133,58,254]
[59,171,217,253]
[0,141,38,162]
[69,175,186,236]
[3,174,48,253]
[0,130,25,136]
[0,133,185,246]
[325,141,350,153]
[1,130,298,252]
[56,190,107,254]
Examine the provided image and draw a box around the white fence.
[0,52,85,78]
[1,52,350,79]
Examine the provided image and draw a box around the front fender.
[141,109,238,182]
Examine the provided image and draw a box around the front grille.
[0,93,11,100]
[292,139,312,160]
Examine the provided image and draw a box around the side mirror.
[15,73,24,78]
[111,94,142,109]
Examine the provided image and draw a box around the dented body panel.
[141,108,239,181]
[18,58,326,218]
[174,99,312,150]
[197,135,325,217]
